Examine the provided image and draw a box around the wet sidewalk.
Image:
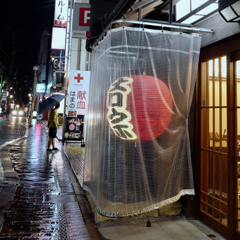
[0,121,227,240]
[0,122,98,239]
[58,128,227,240]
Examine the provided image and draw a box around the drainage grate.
[58,202,69,240]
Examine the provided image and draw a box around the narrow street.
[0,116,27,182]
[0,116,94,239]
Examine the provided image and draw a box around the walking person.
[47,103,60,151]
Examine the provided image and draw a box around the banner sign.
[67,70,90,116]
[54,0,68,26]
[72,3,90,38]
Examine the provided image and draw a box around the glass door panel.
[236,61,240,231]
[201,56,228,227]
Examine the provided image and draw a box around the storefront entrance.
[197,38,240,239]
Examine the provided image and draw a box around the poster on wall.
[65,115,84,141]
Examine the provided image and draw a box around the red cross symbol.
[74,74,84,83]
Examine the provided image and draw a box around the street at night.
[0,116,93,239]
[1,0,239,239]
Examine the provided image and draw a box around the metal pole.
[29,66,38,127]
[169,0,173,24]
[36,95,40,122]
[62,0,73,142]
[91,19,214,50]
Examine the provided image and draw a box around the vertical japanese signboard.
[54,0,68,26]
[72,3,90,38]
[67,70,90,117]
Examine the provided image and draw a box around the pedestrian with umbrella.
[47,103,60,151]
[38,94,66,152]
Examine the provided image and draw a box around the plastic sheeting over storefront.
[83,27,201,217]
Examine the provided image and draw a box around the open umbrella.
[38,94,66,114]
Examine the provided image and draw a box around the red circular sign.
[106,75,172,142]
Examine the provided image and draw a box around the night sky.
[0,0,54,106]
[0,0,54,73]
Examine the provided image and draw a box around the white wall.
[70,38,89,71]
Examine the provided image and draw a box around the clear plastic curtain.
[83,27,201,217]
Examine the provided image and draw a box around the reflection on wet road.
[0,117,27,145]
[0,119,91,239]
[0,123,61,239]
[0,117,27,182]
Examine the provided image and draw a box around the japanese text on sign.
[69,91,76,109]
[106,77,137,141]
[54,0,68,26]
[68,70,90,115]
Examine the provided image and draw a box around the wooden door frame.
[195,36,240,239]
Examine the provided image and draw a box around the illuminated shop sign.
[54,0,68,26]
[36,84,46,93]
[72,3,90,38]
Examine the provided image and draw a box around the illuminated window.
[221,56,227,78]
[215,58,219,77]
[209,60,213,77]
[236,61,240,79]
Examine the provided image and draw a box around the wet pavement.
[0,116,27,145]
[0,117,95,239]
[0,116,226,240]
[0,116,27,183]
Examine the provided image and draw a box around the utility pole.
[29,66,38,127]
[62,0,73,142]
